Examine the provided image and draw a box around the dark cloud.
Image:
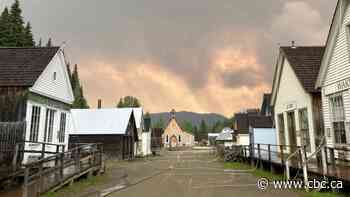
[0,0,337,114]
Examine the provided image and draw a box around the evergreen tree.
[116,96,141,108]
[0,7,11,46]
[181,120,193,133]
[46,38,52,47]
[23,22,34,46]
[71,64,89,108]
[9,0,25,46]
[154,117,165,129]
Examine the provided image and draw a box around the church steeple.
[170,109,176,119]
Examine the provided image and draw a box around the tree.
[144,112,152,131]
[23,22,34,46]
[181,120,193,133]
[116,96,141,108]
[199,119,208,133]
[70,64,89,108]
[46,38,52,47]
[0,7,11,46]
[211,120,222,133]
[153,117,165,129]
[0,1,35,47]
[9,0,25,46]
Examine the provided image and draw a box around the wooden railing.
[22,143,103,197]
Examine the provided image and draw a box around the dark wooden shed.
[69,108,138,160]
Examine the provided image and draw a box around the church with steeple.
[162,109,195,148]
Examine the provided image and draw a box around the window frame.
[29,106,41,142]
[329,93,347,144]
[298,108,311,152]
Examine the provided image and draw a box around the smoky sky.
[0,0,336,116]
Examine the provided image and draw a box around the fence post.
[280,145,284,164]
[268,144,273,172]
[41,143,46,159]
[12,143,19,171]
[250,144,254,167]
[300,147,308,192]
[321,146,328,176]
[22,167,29,197]
[329,147,335,169]
[60,152,64,182]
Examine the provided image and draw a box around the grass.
[224,161,346,197]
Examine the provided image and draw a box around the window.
[44,109,55,143]
[58,113,66,143]
[299,108,310,152]
[29,106,41,142]
[178,135,181,142]
[53,72,57,81]
[166,135,168,142]
[329,94,347,144]
[278,114,285,145]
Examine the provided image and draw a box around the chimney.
[291,41,296,49]
[97,99,102,109]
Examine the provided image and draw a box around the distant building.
[208,133,220,146]
[271,46,325,154]
[215,127,234,147]
[249,116,276,146]
[162,109,195,148]
[0,47,74,163]
[69,108,138,160]
[132,108,152,157]
[233,109,260,146]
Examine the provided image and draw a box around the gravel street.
[109,149,302,197]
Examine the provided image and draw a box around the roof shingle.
[280,46,325,93]
[0,47,59,87]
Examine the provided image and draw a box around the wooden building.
[132,107,152,157]
[69,108,138,159]
[233,109,260,146]
[270,45,325,154]
[162,109,194,148]
[0,47,74,164]
[316,0,350,152]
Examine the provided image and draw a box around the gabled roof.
[122,107,143,129]
[280,46,325,93]
[248,116,273,128]
[316,0,344,88]
[216,132,233,141]
[70,108,134,135]
[0,47,60,87]
[271,46,324,106]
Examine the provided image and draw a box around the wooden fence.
[0,122,26,177]
[23,143,103,197]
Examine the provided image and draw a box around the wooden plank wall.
[0,87,27,122]
[0,122,26,176]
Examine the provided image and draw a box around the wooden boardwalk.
[0,143,104,197]
[227,144,350,183]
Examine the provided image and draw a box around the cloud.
[2,0,336,116]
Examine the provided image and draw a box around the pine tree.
[46,38,52,47]
[71,64,89,108]
[0,7,11,46]
[116,96,141,108]
[9,0,25,46]
[23,22,34,46]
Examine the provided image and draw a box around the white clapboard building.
[316,0,350,151]
[270,45,325,154]
[0,47,74,163]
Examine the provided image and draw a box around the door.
[170,135,178,148]
[287,111,297,153]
